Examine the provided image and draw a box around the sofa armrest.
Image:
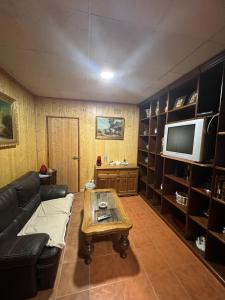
[40,185,68,201]
[0,234,49,269]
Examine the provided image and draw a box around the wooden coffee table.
[81,188,133,264]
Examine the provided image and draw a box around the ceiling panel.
[171,41,224,75]
[0,1,224,104]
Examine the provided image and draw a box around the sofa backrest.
[8,172,40,208]
[0,187,21,232]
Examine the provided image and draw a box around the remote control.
[97,214,111,222]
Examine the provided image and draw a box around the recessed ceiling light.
[100,70,114,80]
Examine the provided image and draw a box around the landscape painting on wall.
[0,92,17,148]
[96,116,125,140]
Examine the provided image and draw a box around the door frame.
[46,116,80,192]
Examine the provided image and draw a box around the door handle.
[72,156,80,160]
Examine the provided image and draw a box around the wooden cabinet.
[95,165,138,196]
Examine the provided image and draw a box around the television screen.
[166,124,195,154]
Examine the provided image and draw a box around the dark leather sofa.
[0,172,68,300]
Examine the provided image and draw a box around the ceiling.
[0,0,225,104]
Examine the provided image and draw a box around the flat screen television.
[163,119,206,162]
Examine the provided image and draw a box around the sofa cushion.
[0,187,21,232]
[9,172,40,208]
[23,194,41,216]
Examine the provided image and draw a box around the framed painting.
[0,92,18,148]
[96,116,125,140]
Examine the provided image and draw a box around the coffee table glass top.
[91,191,121,225]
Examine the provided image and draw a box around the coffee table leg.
[119,231,129,259]
[84,236,94,264]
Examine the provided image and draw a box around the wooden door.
[47,117,79,192]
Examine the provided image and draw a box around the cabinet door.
[108,177,118,191]
[97,177,110,189]
[127,176,137,193]
[118,177,127,193]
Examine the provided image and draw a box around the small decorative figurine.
[96,156,101,166]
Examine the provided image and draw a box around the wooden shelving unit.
[137,51,225,286]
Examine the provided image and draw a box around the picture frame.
[0,92,18,148]
[187,91,198,104]
[173,96,186,109]
[96,116,125,140]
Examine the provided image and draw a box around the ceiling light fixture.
[100,70,114,80]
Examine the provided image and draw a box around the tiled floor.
[30,193,225,300]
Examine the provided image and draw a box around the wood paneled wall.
[0,69,37,187]
[35,97,139,190]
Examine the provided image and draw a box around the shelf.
[148,166,155,172]
[150,134,157,137]
[162,213,186,236]
[215,166,225,172]
[187,240,205,259]
[138,161,148,168]
[158,112,167,116]
[148,183,154,189]
[164,174,189,187]
[218,132,225,135]
[189,215,208,229]
[161,154,213,168]
[163,195,187,214]
[138,148,148,153]
[168,102,196,113]
[149,151,156,155]
[140,176,147,184]
[191,187,211,198]
[207,261,225,285]
[209,230,225,244]
[139,134,149,137]
[140,117,149,122]
[150,114,157,118]
[212,197,225,206]
[154,188,163,196]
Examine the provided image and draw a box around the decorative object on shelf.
[143,129,148,136]
[121,159,128,166]
[160,183,163,190]
[164,99,169,112]
[39,164,48,174]
[222,227,225,235]
[195,236,206,252]
[175,191,188,206]
[96,156,102,166]
[154,128,157,134]
[146,144,149,150]
[145,108,150,118]
[173,96,186,108]
[155,101,159,115]
[85,180,96,190]
[0,92,18,149]
[216,175,225,200]
[203,209,209,218]
[144,157,148,164]
[202,177,212,193]
[188,91,198,104]
[96,116,125,140]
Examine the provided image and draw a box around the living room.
[0,1,225,300]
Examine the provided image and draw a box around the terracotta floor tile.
[90,254,121,287]
[174,263,225,300]
[149,269,191,300]
[123,273,158,300]
[89,281,124,300]
[136,244,170,279]
[56,290,90,300]
[56,260,89,297]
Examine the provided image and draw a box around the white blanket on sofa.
[18,193,74,248]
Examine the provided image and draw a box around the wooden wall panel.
[35,97,139,190]
[0,69,37,187]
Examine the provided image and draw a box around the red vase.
[96,156,101,166]
[39,164,48,174]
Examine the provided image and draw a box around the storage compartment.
[208,200,225,234]
[140,103,151,119]
[215,136,225,168]
[156,114,166,154]
[167,104,196,123]
[198,63,223,114]
[138,151,148,166]
[149,136,156,153]
[188,190,209,229]
[139,119,149,136]
[155,156,163,189]
[150,116,157,135]
[191,165,213,195]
